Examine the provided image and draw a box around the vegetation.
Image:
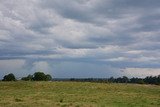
[21,74,33,81]
[68,75,160,85]
[1,72,160,85]
[0,81,159,107]
[2,73,16,81]
[0,72,159,106]
[21,72,52,81]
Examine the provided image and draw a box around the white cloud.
[123,68,160,78]
[0,0,160,78]
[31,61,51,74]
[0,59,26,78]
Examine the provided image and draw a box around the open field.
[0,81,160,107]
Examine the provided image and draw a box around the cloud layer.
[0,0,160,78]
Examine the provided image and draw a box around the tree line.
[1,72,160,85]
[68,75,160,85]
[1,72,52,81]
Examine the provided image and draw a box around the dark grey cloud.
[0,0,160,78]
[40,0,95,23]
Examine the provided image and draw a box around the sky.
[0,0,160,79]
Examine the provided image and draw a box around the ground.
[0,81,160,107]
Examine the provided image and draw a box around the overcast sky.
[0,0,160,78]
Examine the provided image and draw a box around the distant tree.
[157,75,160,85]
[21,72,52,81]
[130,77,139,83]
[144,75,160,85]
[2,73,16,81]
[122,76,129,83]
[33,72,46,81]
[45,74,52,81]
[32,72,52,81]
[138,79,145,84]
[21,74,33,81]
[108,77,115,83]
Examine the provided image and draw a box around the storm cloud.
[0,0,160,78]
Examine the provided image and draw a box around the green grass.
[0,81,160,107]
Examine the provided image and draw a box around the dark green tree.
[2,73,16,81]
[45,74,52,81]
[21,74,33,81]
[21,72,52,81]
[122,76,129,83]
[33,72,46,81]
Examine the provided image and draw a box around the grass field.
[0,81,160,107]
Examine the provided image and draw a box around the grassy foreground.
[0,81,160,107]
